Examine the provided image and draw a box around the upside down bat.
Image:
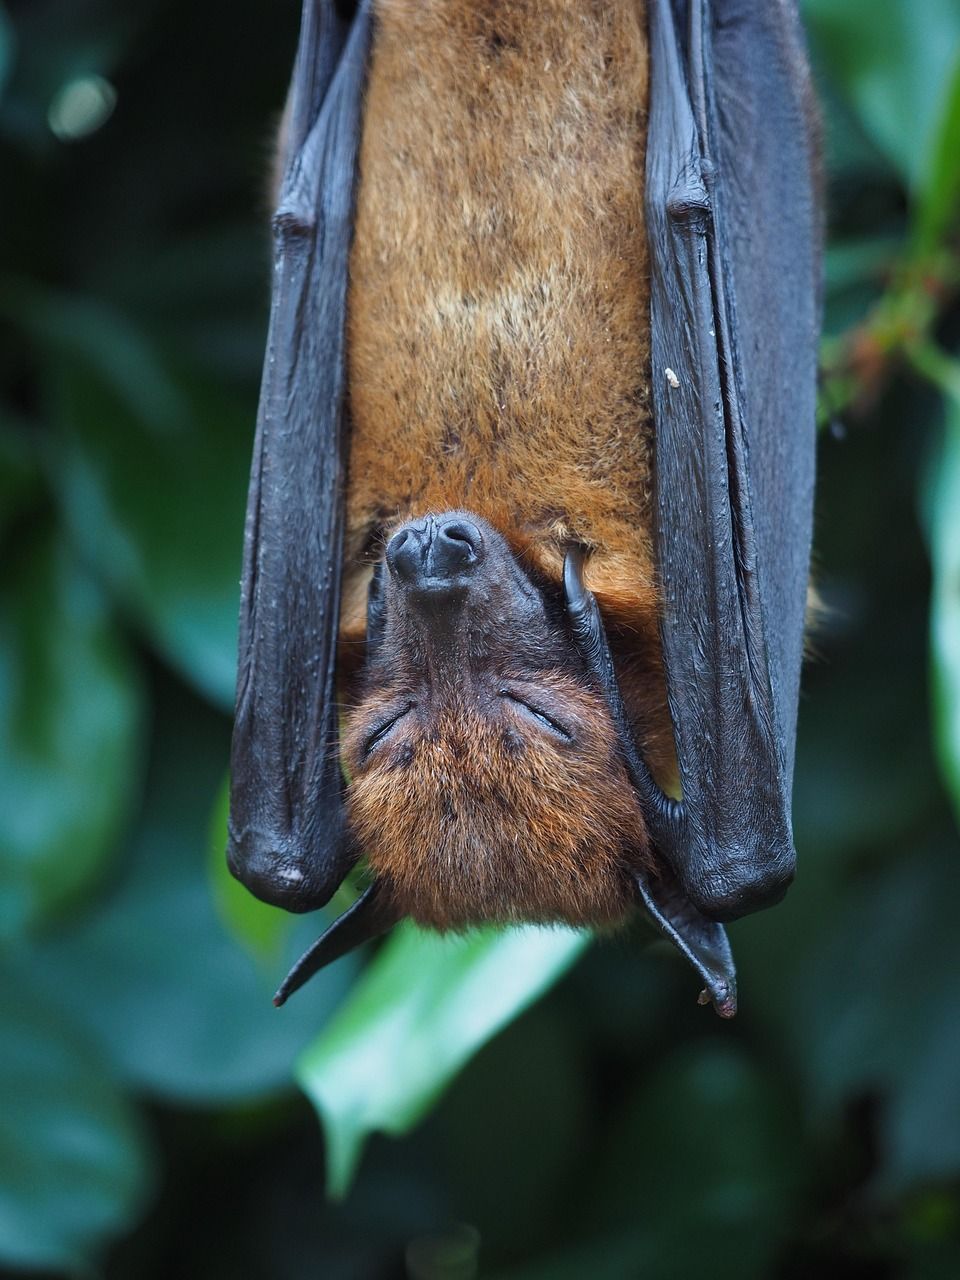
[227,0,820,1016]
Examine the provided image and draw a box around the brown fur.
[344,670,645,929]
[338,0,674,925]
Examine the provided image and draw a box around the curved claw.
[634,869,737,1018]
[273,881,401,1006]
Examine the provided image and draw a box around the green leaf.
[0,960,152,1272]
[25,680,358,1104]
[207,776,292,967]
[492,1043,802,1280]
[48,356,250,709]
[0,282,189,431]
[296,923,588,1197]
[804,0,960,190]
[790,844,960,1193]
[918,351,960,824]
[824,237,902,297]
[0,5,14,101]
[434,1003,588,1257]
[0,418,42,541]
[0,526,142,939]
[914,55,960,255]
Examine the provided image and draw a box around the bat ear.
[273,881,401,1006]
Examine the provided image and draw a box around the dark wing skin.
[227,0,373,912]
[604,0,819,922]
[567,0,818,1009]
[641,0,819,919]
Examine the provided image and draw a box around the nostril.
[386,527,420,580]
[435,518,483,570]
[386,514,485,586]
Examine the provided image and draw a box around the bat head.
[342,511,650,929]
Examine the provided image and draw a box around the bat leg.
[563,548,681,840]
[633,868,737,1018]
[562,547,736,1014]
[273,880,401,1006]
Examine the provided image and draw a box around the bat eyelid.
[498,689,573,743]
[363,701,416,758]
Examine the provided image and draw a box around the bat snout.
[386,514,485,591]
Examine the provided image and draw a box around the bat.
[227,0,820,1018]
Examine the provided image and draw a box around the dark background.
[1,1,959,1276]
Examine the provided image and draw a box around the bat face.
[341,511,650,929]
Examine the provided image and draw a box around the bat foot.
[272,881,400,1006]
[698,986,737,1018]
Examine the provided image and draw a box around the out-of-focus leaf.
[97,225,270,384]
[591,1043,800,1274]
[919,352,960,824]
[49,358,249,709]
[803,0,960,190]
[791,844,960,1193]
[0,419,42,540]
[26,681,357,1103]
[825,237,901,296]
[207,776,292,967]
[297,924,588,1197]
[493,1043,801,1280]
[435,1004,587,1257]
[1,282,188,429]
[914,57,960,253]
[0,962,152,1272]
[0,6,14,102]
[0,527,142,939]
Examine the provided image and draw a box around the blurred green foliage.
[1,0,959,1276]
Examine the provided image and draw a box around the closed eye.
[363,702,415,757]
[499,691,573,742]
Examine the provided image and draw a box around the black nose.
[386,515,484,586]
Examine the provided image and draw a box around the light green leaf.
[917,349,960,824]
[0,962,152,1272]
[804,0,960,190]
[914,54,960,254]
[296,923,588,1196]
[0,527,142,939]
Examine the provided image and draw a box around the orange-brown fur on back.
[339,0,674,925]
[345,0,655,625]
